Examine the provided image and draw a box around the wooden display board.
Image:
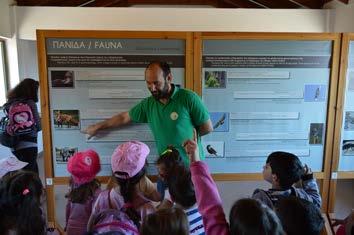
[36,30,193,226]
[194,33,341,212]
[328,33,354,212]
[37,31,340,227]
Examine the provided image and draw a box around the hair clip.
[161,149,173,156]
[22,188,30,195]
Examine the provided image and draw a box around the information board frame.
[329,33,354,212]
[36,30,194,226]
[193,32,341,212]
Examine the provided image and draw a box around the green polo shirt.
[129,85,209,165]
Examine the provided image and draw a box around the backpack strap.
[261,189,277,208]
[289,186,297,197]
[108,189,114,209]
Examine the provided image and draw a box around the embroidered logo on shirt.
[170,112,179,120]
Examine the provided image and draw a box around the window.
[0,40,7,106]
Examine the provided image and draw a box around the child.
[275,196,324,235]
[89,141,155,232]
[65,149,102,235]
[168,168,205,235]
[229,198,284,235]
[155,147,184,208]
[252,151,322,209]
[3,78,41,174]
[0,171,46,235]
[183,130,285,235]
[140,207,189,235]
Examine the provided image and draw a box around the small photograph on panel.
[202,141,224,158]
[55,147,78,163]
[53,110,80,130]
[348,71,354,91]
[309,123,324,145]
[210,112,229,132]
[204,71,226,88]
[344,111,354,130]
[342,140,354,156]
[51,70,75,88]
[304,84,327,102]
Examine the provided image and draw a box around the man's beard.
[151,83,170,100]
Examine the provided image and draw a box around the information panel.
[46,38,185,176]
[201,40,332,173]
[338,41,354,171]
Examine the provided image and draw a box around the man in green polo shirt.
[84,61,213,165]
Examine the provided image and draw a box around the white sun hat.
[0,156,28,178]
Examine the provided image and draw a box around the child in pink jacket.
[65,149,102,235]
[183,130,285,235]
[88,141,155,233]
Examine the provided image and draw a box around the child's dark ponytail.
[1,171,45,235]
[115,167,146,228]
[156,147,184,181]
[17,192,45,235]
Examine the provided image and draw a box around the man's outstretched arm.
[83,111,131,139]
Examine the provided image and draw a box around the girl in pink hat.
[65,149,102,235]
[88,141,155,233]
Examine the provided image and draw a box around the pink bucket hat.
[67,149,101,185]
[111,141,149,179]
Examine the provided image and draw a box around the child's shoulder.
[252,188,274,208]
[252,188,269,197]
[95,189,112,207]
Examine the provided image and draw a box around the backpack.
[0,116,17,147]
[0,100,37,148]
[88,190,139,235]
[5,100,36,136]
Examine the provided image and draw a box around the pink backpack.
[5,101,36,136]
[88,190,140,235]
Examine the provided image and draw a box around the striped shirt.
[185,204,205,235]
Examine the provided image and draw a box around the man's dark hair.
[146,61,171,79]
[167,165,196,208]
[266,151,304,189]
[275,197,324,235]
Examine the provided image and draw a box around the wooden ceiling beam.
[18,0,343,7]
[82,0,127,7]
[17,0,99,6]
[83,0,219,7]
[16,0,50,6]
[324,0,349,4]
[54,0,93,6]
[253,0,300,8]
[223,0,265,8]
[286,0,322,8]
